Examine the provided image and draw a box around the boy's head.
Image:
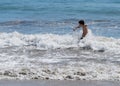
[79,20,85,26]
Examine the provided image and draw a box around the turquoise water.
[0,0,120,21]
[0,0,120,38]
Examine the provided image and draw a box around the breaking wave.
[0,30,120,52]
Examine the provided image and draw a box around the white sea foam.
[0,30,120,80]
[0,30,120,52]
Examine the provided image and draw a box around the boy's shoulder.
[83,25,87,28]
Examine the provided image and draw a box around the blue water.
[0,0,120,81]
[0,0,120,38]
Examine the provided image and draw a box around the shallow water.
[0,32,120,80]
[0,0,120,80]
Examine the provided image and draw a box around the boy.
[73,20,88,39]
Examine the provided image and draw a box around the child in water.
[73,20,88,40]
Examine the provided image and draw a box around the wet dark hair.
[79,20,85,25]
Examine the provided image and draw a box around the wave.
[0,20,74,27]
[0,30,120,52]
[0,31,120,81]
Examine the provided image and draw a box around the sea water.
[0,0,120,80]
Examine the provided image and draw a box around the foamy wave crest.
[0,30,120,80]
[0,30,120,52]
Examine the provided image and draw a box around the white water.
[0,30,120,52]
[0,30,120,80]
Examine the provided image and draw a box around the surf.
[0,30,119,53]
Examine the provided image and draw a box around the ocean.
[0,0,120,80]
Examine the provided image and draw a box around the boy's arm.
[73,25,80,31]
[81,34,85,39]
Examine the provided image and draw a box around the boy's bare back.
[82,25,88,38]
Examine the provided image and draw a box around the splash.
[0,30,120,52]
